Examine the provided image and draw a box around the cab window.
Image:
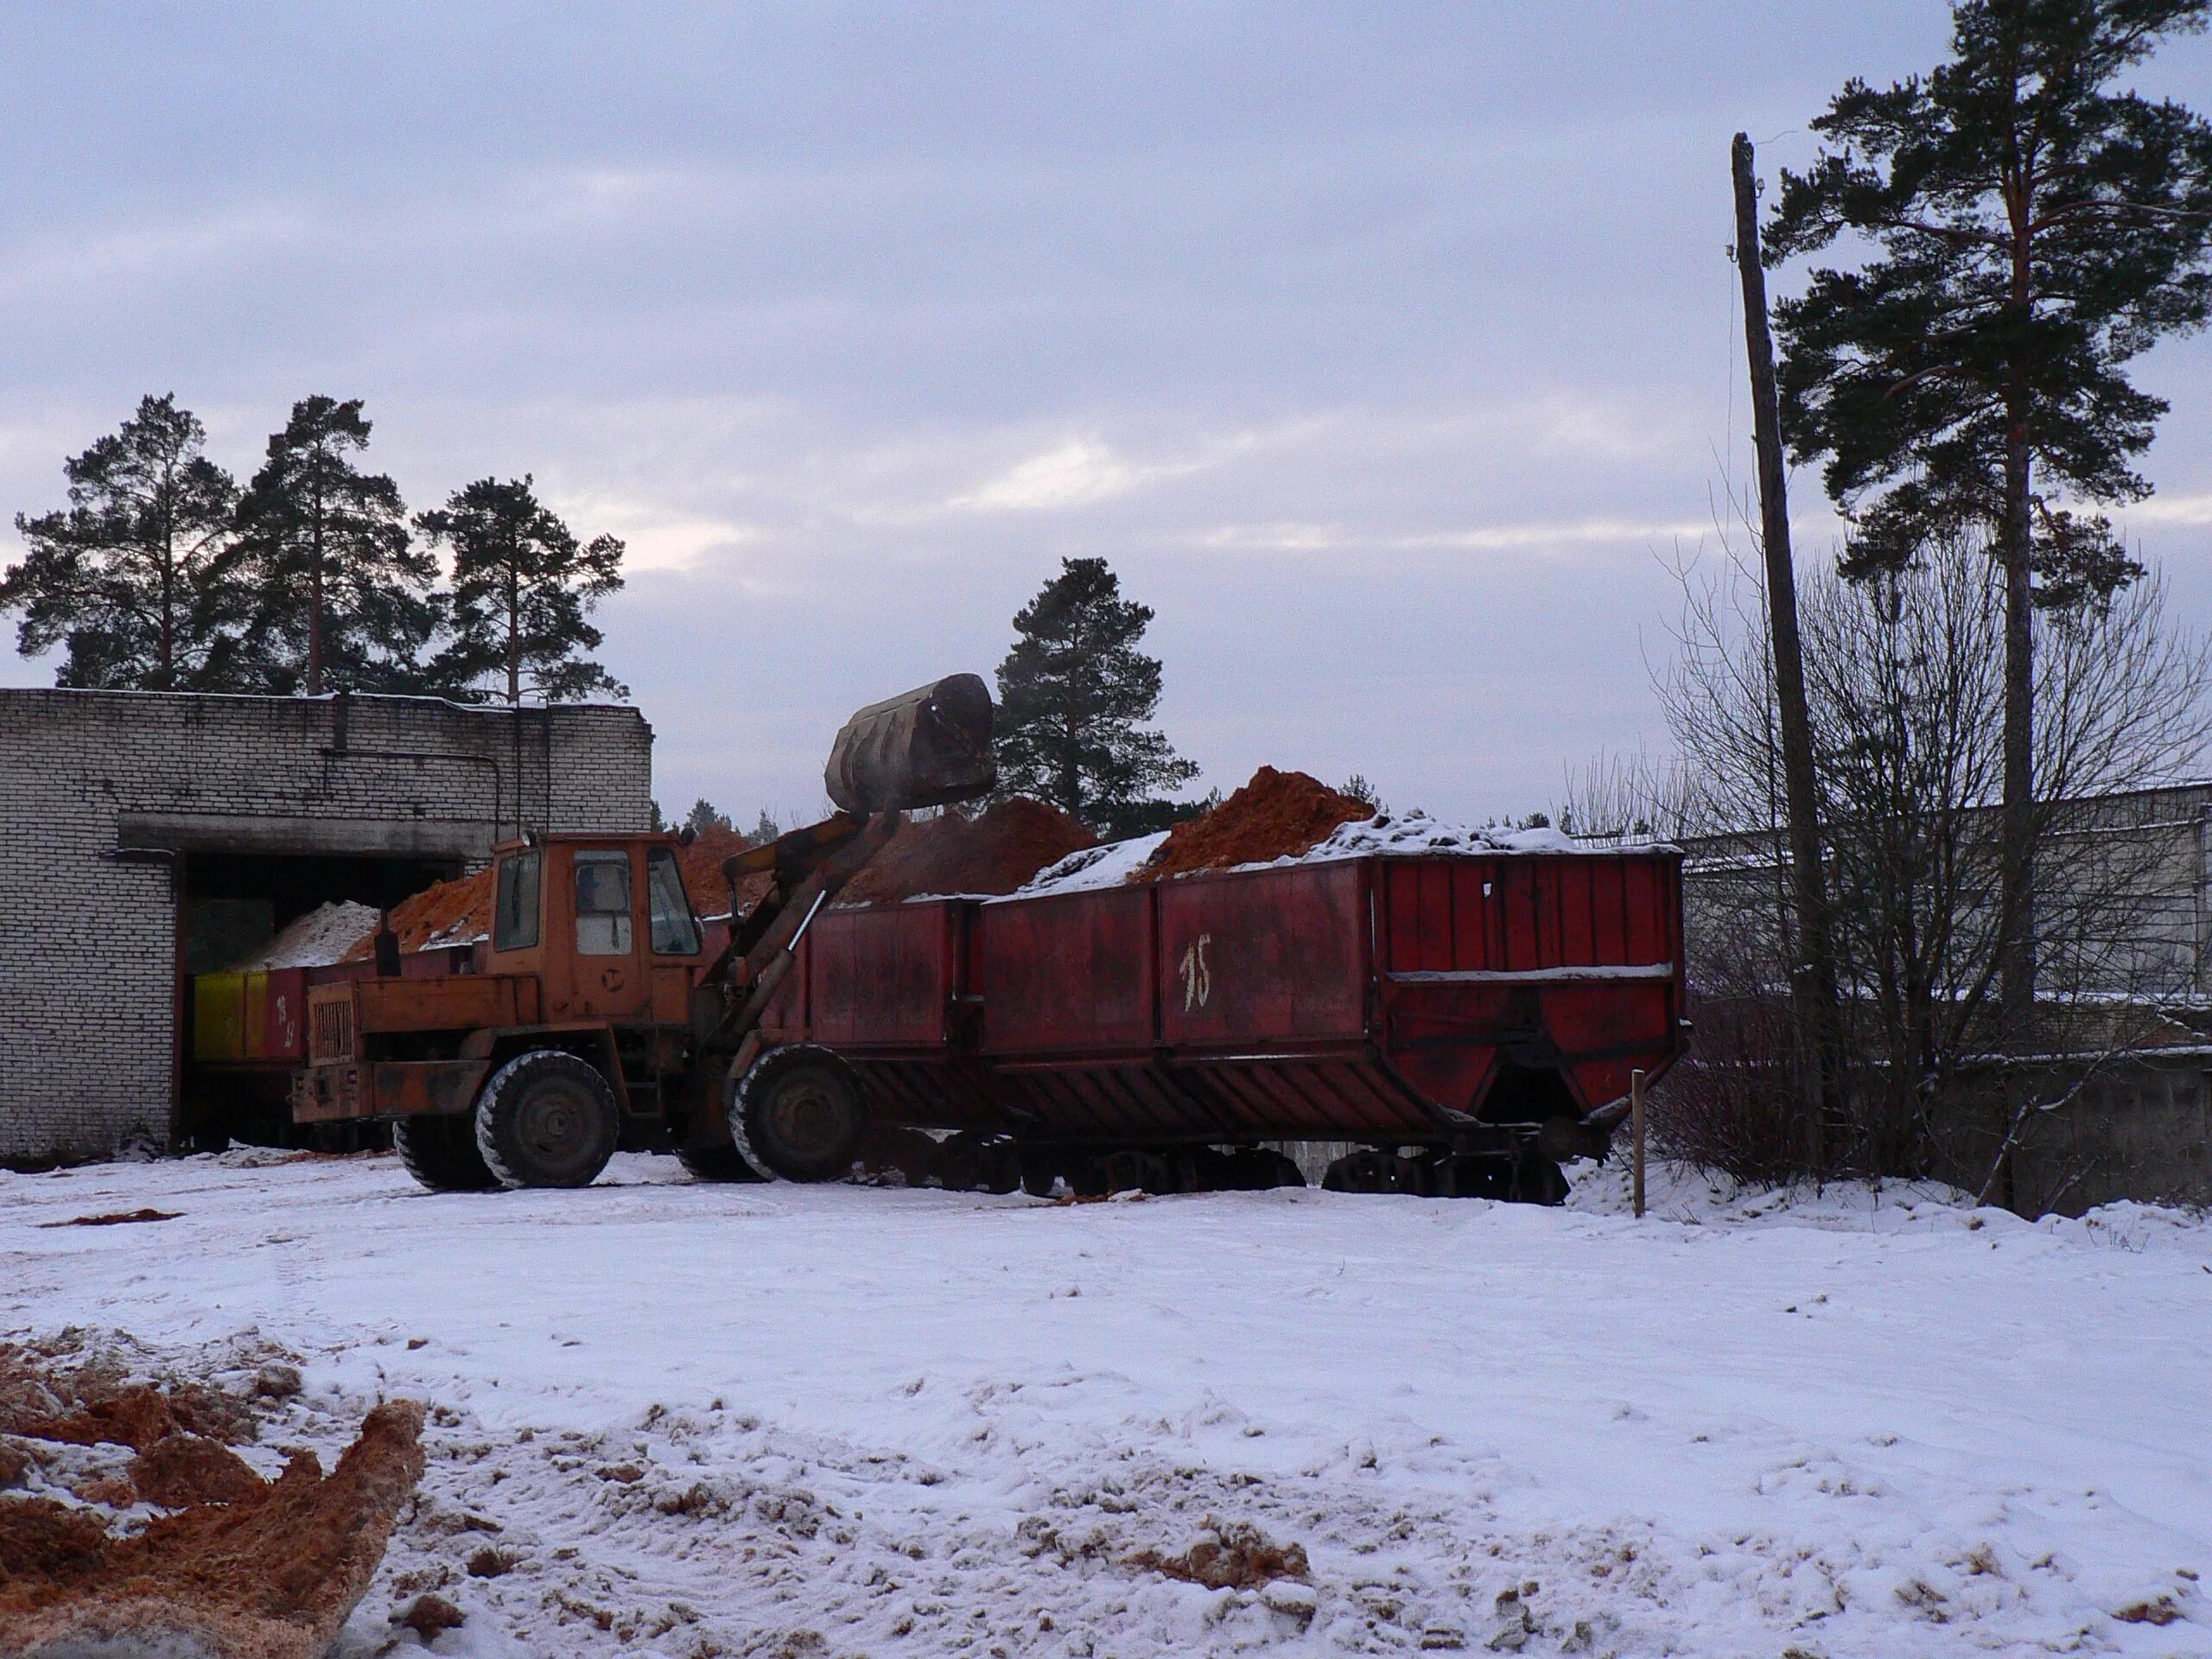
[493,849,542,951]
[645,847,702,956]
[573,850,634,956]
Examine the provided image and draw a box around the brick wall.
[0,690,652,1161]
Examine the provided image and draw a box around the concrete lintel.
[116,812,493,861]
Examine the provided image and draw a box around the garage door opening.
[180,849,463,1150]
[181,850,462,973]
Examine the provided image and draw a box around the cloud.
[950,438,1167,512]
[538,492,756,574]
[1191,516,1713,556]
[0,208,308,302]
[2122,492,2212,528]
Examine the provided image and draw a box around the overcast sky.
[3,3,2209,824]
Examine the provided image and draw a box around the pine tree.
[683,798,733,836]
[416,477,627,704]
[994,556,1199,836]
[1,394,250,690]
[1766,0,2212,1041]
[234,396,438,696]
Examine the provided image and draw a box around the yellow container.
[192,972,245,1063]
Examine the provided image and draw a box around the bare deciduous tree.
[1647,532,2211,1194]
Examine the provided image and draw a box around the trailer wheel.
[474,1050,620,1190]
[932,1132,1020,1195]
[1209,1147,1306,1191]
[1018,1147,1061,1198]
[1510,1154,1570,1206]
[1434,1154,1513,1199]
[1322,1149,1429,1195]
[394,1115,499,1193]
[731,1047,867,1182]
[677,1143,766,1183]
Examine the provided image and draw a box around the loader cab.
[488,834,705,1026]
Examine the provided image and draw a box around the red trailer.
[747,847,1686,1199]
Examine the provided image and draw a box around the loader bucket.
[824,673,997,813]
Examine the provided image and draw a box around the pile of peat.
[842,798,1097,904]
[1139,767,1370,881]
[0,1339,424,1659]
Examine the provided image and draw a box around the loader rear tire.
[394,1115,499,1193]
[474,1050,620,1190]
[731,1047,866,1182]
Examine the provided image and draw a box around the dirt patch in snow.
[1141,767,1370,881]
[0,1340,426,1659]
[1128,1518,1313,1590]
[130,1432,265,1508]
[394,1590,468,1637]
[0,1344,256,1451]
[842,798,1096,904]
[38,1208,179,1229]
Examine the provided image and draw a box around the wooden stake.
[1631,1068,1647,1219]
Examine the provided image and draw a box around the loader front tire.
[474,1050,620,1190]
[394,1114,499,1193]
[731,1047,866,1182]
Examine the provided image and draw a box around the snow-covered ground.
[4,1153,2207,1657]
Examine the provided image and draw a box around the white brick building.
[0,690,653,1162]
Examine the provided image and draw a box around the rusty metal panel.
[648,964,690,1026]
[192,973,245,1063]
[262,969,306,1060]
[1624,859,1666,963]
[1376,863,1409,975]
[296,1059,488,1122]
[1580,859,1624,963]
[1157,861,1369,1047]
[369,1059,491,1117]
[306,983,356,1064]
[1500,861,1541,969]
[1373,849,1685,1118]
[238,974,269,1061]
[1448,860,1496,972]
[1414,862,1452,971]
[1181,1058,1433,1138]
[1541,982,1681,1113]
[356,975,536,1034]
[1554,860,1593,964]
[810,903,957,1047]
[1377,854,1681,976]
[977,886,1155,1056]
[290,1063,361,1122]
[996,1063,1215,1138]
[849,1058,1002,1129]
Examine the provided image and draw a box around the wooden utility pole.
[1731,132,1838,1171]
